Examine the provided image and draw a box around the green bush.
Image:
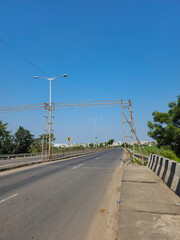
[161,150,180,162]
[162,150,177,160]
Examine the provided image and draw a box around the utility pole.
[121,100,127,162]
[34,74,68,159]
[129,99,135,163]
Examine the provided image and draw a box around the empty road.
[0,148,124,240]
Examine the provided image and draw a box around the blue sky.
[0,0,180,143]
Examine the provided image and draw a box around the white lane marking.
[72,163,84,169]
[0,194,18,204]
[82,166,117,169]
[96,157,100,160]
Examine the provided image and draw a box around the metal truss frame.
[0,99,147,163]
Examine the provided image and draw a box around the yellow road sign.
[67,137,71,142]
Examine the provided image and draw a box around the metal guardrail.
[0,148,108,172]
[0,152,42,159]
[0,148,107,160]
[40,149,105,161]
[127,148,149,161]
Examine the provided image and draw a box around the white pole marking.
[0,194,18,204]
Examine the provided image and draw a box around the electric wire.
[0,37,48,76]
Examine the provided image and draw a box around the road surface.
[0,150,90,167]
[0,149,101,169]
[0,148,124,240]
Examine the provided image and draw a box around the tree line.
[0,121,116,155]
[0,122,40,154]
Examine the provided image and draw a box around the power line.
[53,81,73,102]
[0,37,48,76]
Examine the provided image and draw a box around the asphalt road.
[0,149,124,240]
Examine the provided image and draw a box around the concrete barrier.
[148,154,180,197]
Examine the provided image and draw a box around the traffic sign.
[67,137,71,142]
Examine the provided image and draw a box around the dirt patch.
[86,161,124,240]
[152,215,180,240]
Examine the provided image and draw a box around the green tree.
[1,135,15,154]
[99,142,104,148]
[30,137,42,153]
[0,120,9,141]
[148,96,180,157]
[0,120,14,154]
[108,139,114,145]
[39,134,55,142]
[14,126,34,153]
[89,143,94,148]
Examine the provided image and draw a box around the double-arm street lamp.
[34,74,68,105]
[34,74,68,159]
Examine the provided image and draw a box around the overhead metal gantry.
[0,99,147,163]
[0,99,128,112]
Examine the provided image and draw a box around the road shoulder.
[86,161,123,240]
[117,165,180,240]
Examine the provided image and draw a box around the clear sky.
[0,0,180,144]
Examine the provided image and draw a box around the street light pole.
[90,118,102,148]
[49,78,52,105]
[49,78,52,160]
[95,119,97,145]
[34,74,68,159]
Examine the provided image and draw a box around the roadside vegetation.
[147,96,180,162]
[147,96,180,157]
[128,152,145,166]
[128,143,180,163]
[127,96,180,163]
[0,122,35,154]
[0,120,116,155]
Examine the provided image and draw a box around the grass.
[128,151,148,166]
[129,144,180,163]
